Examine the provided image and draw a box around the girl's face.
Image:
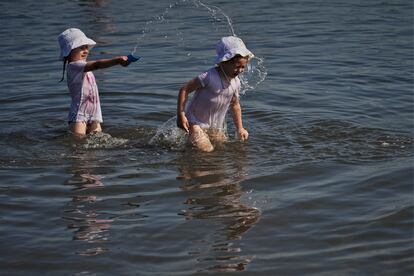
[222,56,249,79]
[68,45,89,62]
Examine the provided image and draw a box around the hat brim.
[215,48,254,64]
[59,37,96,59]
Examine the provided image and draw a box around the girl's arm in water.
[230,95,249,141]
[84,56,130,72]
[177,77,202,132]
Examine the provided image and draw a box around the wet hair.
[59,57,68,82]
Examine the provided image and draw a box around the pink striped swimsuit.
[66,60,102,123]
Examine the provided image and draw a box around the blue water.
[0,0,413,275]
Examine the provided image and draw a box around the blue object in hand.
[127,54,140,62]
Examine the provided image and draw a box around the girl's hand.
[237,128,249,141]
[177,113,189,133]
[119,56,130,67]
[85,56,130,71]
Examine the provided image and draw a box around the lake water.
[1,0,413,275]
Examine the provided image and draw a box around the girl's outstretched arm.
[177,77,201,132]
[84,56,130,72]
[230,95,249,141]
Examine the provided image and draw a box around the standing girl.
[177,36,254,152]
[58,28,131,137]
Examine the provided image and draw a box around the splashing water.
[149,116,188,149]
[239,57,267,95]
[130,0,267,94]
[65,132,129,150]
[135,0,267,147]
[192,0,235,36]
[131,0,235,55]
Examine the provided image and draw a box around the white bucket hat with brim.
[58,28,96,60]
[215,36,254,64]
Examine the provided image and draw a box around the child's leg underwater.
[188,125,214,152]
[206,128,227,145]
[69,122,87,138]
[69,121,102,138]
[86,122,102,134]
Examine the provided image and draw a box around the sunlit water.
[0,0,413,275]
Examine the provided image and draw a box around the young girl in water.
[177,36,254,152]
[58,28,131,137]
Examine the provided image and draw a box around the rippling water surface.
[1,0,413,275]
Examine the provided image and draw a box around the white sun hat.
[215,36,254,64]
[58,28,96,59]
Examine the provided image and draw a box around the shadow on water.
[174,146,261,273]
[62,152,113,257]
[55,125,262,272]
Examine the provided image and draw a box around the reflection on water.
[78,0,117,40]
[63,153,112,257]
[177,147,260,272]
